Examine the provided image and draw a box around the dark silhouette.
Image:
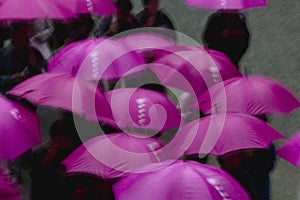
[136,0,174,30]
[64,14,94,45]
[48,21,69,54]
[0,21,9,48]
[0,22,46,95]
[202,10,250,67]
[62,173,116,200]
[95,0,140,37]
[217,115,276,200]
[30,115,82,200]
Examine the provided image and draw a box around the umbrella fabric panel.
[113,160,250,200]
[185,0,267,10]
[62,133,163,179]
[0,0,74,20]
[178,113,285,155]
[197,76,300,115]
[277,131,300,166]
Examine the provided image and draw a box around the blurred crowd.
[0,0,289,200]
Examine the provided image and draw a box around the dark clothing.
[62,174,116,200]
[202,10,250,66]
[0,44,46,94]
[30,147,68,200]
[242,145,276,200]
[136,10,174,30]
[218,145,276,200]
[0,24,8,48]
[95,14,140,37]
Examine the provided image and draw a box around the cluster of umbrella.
[1,32,299,199]
[1,0,300,199]
[0,0,269,21]
[0,0,117,20]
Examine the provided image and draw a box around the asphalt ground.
[148,0,300,199]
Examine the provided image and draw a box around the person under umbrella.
[176,113,283,200]
[104,87,183,136]
[202,9,250,68]
[30,115,82,200]
[61,132,163,179]
[0,22,46,95]
[7,73,115,125]
[94,0,140,37]
[192,75,300,200]
[113,160,250,200]
[64,14,95,45]
[136,0,174,30]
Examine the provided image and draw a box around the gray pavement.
[149,0,300,199]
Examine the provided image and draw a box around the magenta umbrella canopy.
[105,88,183,132]
[48,38,98,74]
[196,76,300,115]
[0,95,41,161]
[78,38,146,81]
[119,32,175,51]
[0,0,74,20]
[113,160,250,200]
[7,73,114,125]
[178,113,284,156]
[57,0,117,16]
[184,0,267,10]
[62,132,163,179]
[0,171,20,200]
[49,38,146,81]
[276,131,300,167]
[118,32,176,63]
[150,46,242,97]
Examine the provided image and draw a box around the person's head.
[67,14,94,43]
[50,116,82,149]
[115,0,133,16]
[9,22,30,49]
[49,21,69,50]
[202,10,250,66]
[142,0,159,16]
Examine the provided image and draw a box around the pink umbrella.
[7,73,114,125]
[62,132,163,179]
[49,38,146,81]
[152,45,203,61]
[118,32,176,63]
[48,38,99,73]
[179,113,284,156]
[78,38,146,81]
[150,46,242,97]
[0,0,74,20]
[118,32,175,51]
[196,76,300,115]
[276,131,300,166]
[57,0,117,16]
[184,0,267,10]
[0,170,20,200]
[0,95,41,161]
[105,88,183,132]
[113,160,250,200]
